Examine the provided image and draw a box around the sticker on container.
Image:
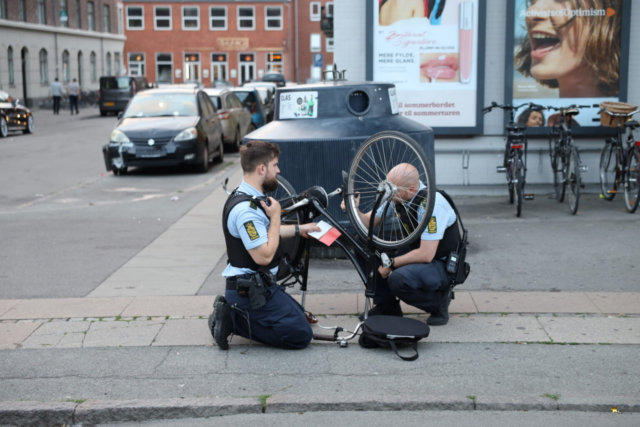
[279,91,318,119]
[388,88,398,115]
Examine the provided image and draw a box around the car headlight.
[174,127,198,142]
[110,129,130,144]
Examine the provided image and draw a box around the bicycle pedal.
[524,194,535,200]
[496,166,507,173]
[579,165,589,172]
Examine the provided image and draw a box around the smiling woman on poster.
[514,0,622,98]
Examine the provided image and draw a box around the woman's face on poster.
[527,110,544,126]
[525,0,589,81]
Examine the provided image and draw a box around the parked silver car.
[203,88,253,152]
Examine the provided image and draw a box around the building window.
[126,6,144,30]
[90,52,97,81]
[60,0,69,27]
[326,2,334,17]
[19,0,26,22]
[88,2,95,30]
[237,6,255,30]
[114,52,121,76]
[184,53,200,82]
[8,47,14,86]
[209,6,226,30]
[310,34,321,52]
[0,0,7,19]
[266,53,283,74]
[106,52,112,75]
[76,0,81,28]
[128,53,145,76]
[62,50,70,83]
[182,6,199,30]
[104,5,111,32]
[39,49,49,84]
[310,2,321,21]
[156,53,173,84]
[211,53,228,82]
[265,6,282,30]
[37,0,47,24]
[326,37,334,52]
[154,6,171,30]
[77,51,83,85]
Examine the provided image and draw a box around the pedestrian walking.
[68,78,81,115]
[49,78,65,115]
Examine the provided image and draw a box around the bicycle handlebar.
[545,104,592,111]
[483,102,546,114]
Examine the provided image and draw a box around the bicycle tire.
[266,175,303,280]
[515,163,523,217]
[508,182,514,205]
[623,148,640,213]
[553,146,566,202]
[599,143,617,201]
[567,146,581,215]
[345,131,436,251]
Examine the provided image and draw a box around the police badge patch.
[427,216,437,234]
[244,221,260,240]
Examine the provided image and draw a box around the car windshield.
[209,96,222,110]
[124,93,198,118]
[101,77,131,89]
[234,91,256,104]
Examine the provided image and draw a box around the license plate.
[104,102,115,106]
[138,149,165,158]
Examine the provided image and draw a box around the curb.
[1,395,638,426]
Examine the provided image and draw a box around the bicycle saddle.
[624,120,639,129]
[506,123,527,132]
[561,108,580,116]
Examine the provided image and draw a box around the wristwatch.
[388,257,395,269]
[295,224,300,237]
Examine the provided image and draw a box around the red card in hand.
[318,227,341,246]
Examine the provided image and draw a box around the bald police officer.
[212,141,321,350]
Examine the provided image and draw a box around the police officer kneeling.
[213,141,321,350]
[346,163,461,326]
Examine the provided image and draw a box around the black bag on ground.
[358,315,430,361]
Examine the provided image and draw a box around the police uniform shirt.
[376,182,456,243]
[222,180,278,278]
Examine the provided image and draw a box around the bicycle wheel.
[345,131,435,251]
[599,143,617,201]
[514,163,523,217]
[567,146,581,215]
[623,148,640,213]
[553,147,566,202]
[266,175,303,280]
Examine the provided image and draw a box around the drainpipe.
[53,0,59,79]
[294,0,298,83]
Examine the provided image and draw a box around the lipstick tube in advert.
[459,2,473,84]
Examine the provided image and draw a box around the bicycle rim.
[567,148,580,215]
[346,131,435,251]
[599,143,617,201]
[624,149,640,213]
[267,175,303,279]
[553,146,566,202]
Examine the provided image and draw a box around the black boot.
[207,295,226,338]
[358,299,403,321]
[427,290,452,326]
[214,298,233,350]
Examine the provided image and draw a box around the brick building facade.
[122,0,334,86]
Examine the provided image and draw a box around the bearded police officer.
[344,163,459,326]
[212,141,321,350]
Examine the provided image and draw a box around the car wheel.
[0,117,8,138]
[113,166,128,176]
[23,116,34,134]
[197,145,209,173]
[213,140,224,164]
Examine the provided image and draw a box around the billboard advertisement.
[368,0,486,135]
[506,0,631,132]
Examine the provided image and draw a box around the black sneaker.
[427,291,452,326]
[214,299,233,350]
[207,295,226,338]
[358,300,403,321]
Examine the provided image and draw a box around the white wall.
[335,0,640,186]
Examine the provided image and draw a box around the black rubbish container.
[243,79,435,227]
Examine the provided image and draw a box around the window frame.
[87,1,95,31]
[156,52,174,84]
[265,52,284,74]
[0,0,7,20]
[310,33,321,53]
[210,53,228,82]
[103,4,111,33]
[90,51,97,82]
[183,52,201,82]
[181,5,200,31]
[62,50,70,83]
[326,2,334,17]
[37,0,47,24]
[126,5,144,30]
[76,0,81,28]
[114,52,121,76]
[209,6,227,31]
[154,5,172,30]
[39,49,49,84]
[237,6,255,31]
[265,6,283,31]
[128,52,146,77]
[106,52,112,75]
[60,0,69,27]
[310,2,321,21]
[19,0,26,22]
[8,46,15,86]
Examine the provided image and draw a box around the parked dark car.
[0,91,34,138]
[231,88,267,129]
[262,73,286,87]
[99,76,150,116]
[203,88,253,152]
[102,88,223,175]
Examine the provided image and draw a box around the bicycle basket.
[600,102,638,127]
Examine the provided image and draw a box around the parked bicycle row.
[483,101,639,217]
